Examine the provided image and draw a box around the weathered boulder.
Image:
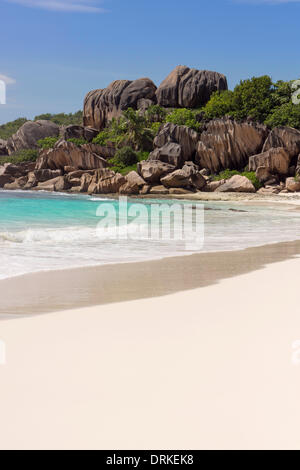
[156,65,228,108]
[196,119,268,173]
[149,185,169,195]
[60,125,99,143]
[83,78,157,130]
[203,179,226,192]
[0,174,13,187]
[2,161,36,178]
[125,170,146,188]
[79,173,93,193]
[216,175,256,193]
[285,177,300,192]
[153,123,199,162]
[148,142,182,167]
[160,163,206,190]
[37,176,70,192]
[0,139,8,155]
[87,168,126,194]
[137,161,175,183]
[262,126,300,158]
[34,169,62,183]
[4,176,28,190]
[119,181,140,195]
[81,143,115,160]
[255,166,274,184]
[7,120,59,154]
[36,140,109,171]
[249,147,290,176]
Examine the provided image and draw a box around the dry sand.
[0,244,300,449]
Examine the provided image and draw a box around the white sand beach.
[0,254,300,450]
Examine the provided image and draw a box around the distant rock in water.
[156,65,228,108]
[83,78,157,130]
[7,120,59,155]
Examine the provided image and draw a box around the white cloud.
[5,0,106,13]
[0,74,16,85]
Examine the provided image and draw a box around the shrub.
[165,108,200,131]
[203,90,234,119]
[0,149,39,164]
[34,111,83,126]
[265,102,300,129]
[37,137,59,149]
[114,146,138,166]
[151,122,162,135]
[145,105,167,124]
[67,137,88,146]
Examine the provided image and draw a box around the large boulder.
[262,126,300,159]
[285,177,300,192]
[195,118,268,173]
[160,163,206,190]
[248,147,290,176]
[0,174,13,187]
[153,122,199,162]
[137,160,175,183]
[216,175,256,193]
[7,120,59,154]
[35,140,109,171]
[1,161,35,178]
[0,139,8,155]
[60,125,99,143]
[83,78,157,130]
[156,65,228,108]
[88,168,126,194]
[148,142,182,167]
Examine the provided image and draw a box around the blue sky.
[0,0,300,124]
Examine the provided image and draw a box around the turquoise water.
[1,189,300,280]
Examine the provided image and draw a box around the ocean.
[1,189,300,280]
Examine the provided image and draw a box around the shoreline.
[1,254,300,449]
[1,238,300,317]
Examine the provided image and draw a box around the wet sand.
[1,239,300,316]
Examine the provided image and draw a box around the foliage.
[150,122,162,135]
[67,137,88,147]
[37,137,59,149]
[202,91,234,119]
[34,111,83,126]
[203,77,300,129]
[0,118,28,140]
[0,148,38,164]
[93,108,154,151]
[145,105,167,125]
[165,108,201,131]
[213,169,262,190]
[114,146,138,166]
[109,149,148,175]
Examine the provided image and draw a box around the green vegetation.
[109,150,149,175]
[34,111,83,126]
[37,137,59,149]
[0,111,83,141]
[213,169,262,190]
[0,149,38,164]
[203,76,300,129]
[67,137,88,146]
[0,118,28,140]
[165,108,201,131]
